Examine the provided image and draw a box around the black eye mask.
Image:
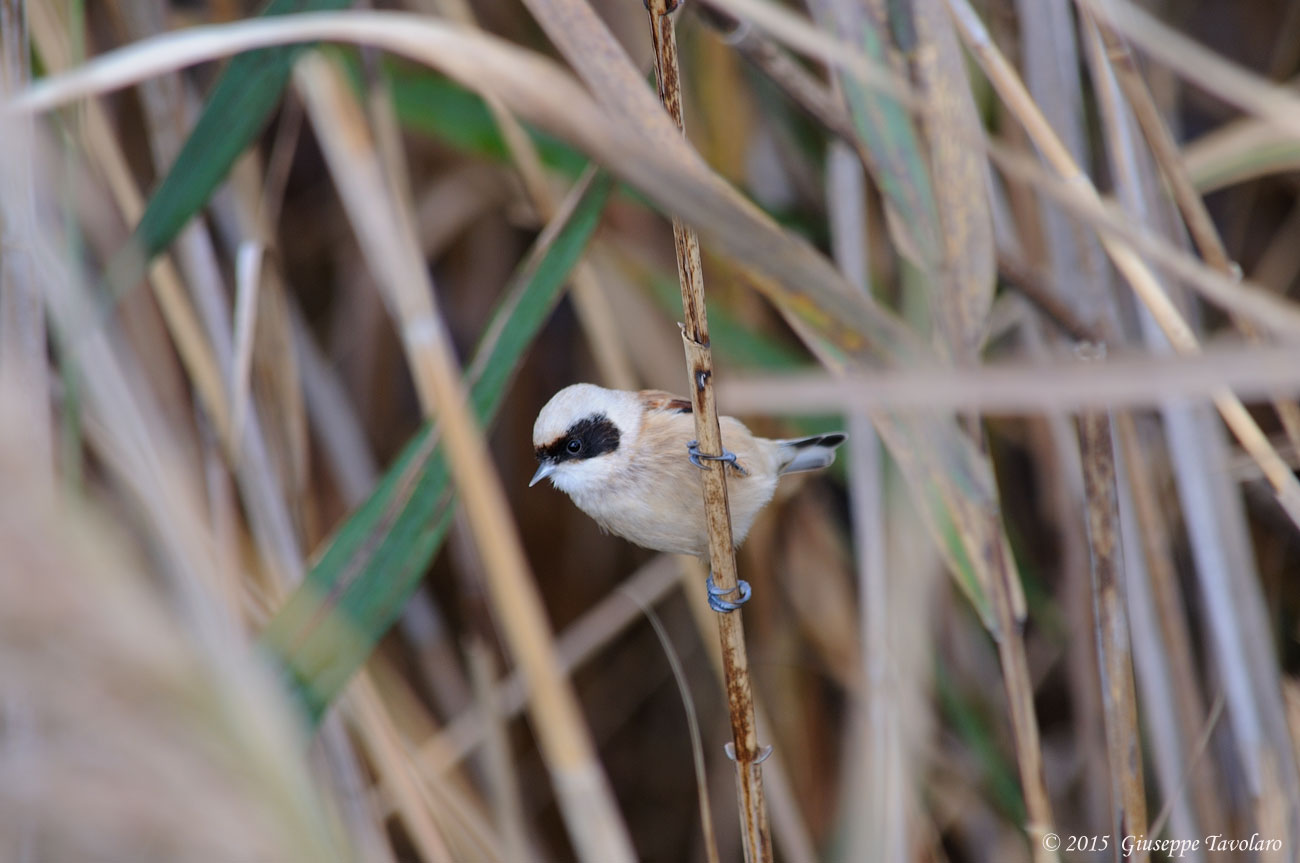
[536,413,621,463]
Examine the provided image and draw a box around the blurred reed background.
[2,0,1300,861]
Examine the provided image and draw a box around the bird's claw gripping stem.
[686,440,749,476]
[707,571,752,612]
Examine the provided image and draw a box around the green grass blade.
[837,11,941,270]
[385,61,588,178]
[261,169,611,723]
[104,0,352,296]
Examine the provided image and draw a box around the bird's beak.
[529,460,557,488]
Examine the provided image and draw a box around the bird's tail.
[775,433,847,474]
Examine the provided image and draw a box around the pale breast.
[571,413,779,557]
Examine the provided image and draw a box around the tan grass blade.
[0,127,349,859]
[465,641,531,863]
[620,591,723,863]
[249,262,313,542]
[658,1,1300,348]
[722,341,1300,414]
[105,0,307,588]
[700,0,909,104]
[343,674,457,863]
[678,557,823,863]
[24,7,1295,358]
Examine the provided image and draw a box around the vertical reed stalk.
[643,3,772,860]
[1076,362,1148,842]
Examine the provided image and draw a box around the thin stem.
[644,3,772,861]
[968,424,1058,862]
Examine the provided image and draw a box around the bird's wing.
[638,390,693,415]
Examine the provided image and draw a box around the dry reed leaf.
[0,0,51,487]
[699,0,911,104]
[697,0,1300,348]
[463,640,530,863]
[415,164,516,257]
[1183,117,1300,193]
[28,9,1291,360]
[913,0,995,357]
[1114,413,1227,841]
[1087,4,1300,551]
[413,556,682,777]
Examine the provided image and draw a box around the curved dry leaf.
[1184,117,1300,193]
[11,11,926,368]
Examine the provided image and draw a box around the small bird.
[530,383,846,562]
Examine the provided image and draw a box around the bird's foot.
[724,742,775,764]
[706,571,752,612]
[686,440,749,476]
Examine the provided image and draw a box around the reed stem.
[643,3,772,860]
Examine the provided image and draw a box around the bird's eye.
[566,437,583,455]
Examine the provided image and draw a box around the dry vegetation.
[3,0,1300,861]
